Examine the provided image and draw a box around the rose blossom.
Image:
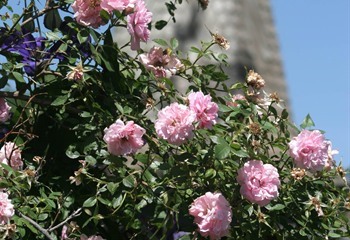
[288,130,335,172]
[100,0,136,13]
[103,119,145,156]
[72,0,105,28]
[155,103,196,145]
[188,91,218,129]
[0,192,14,224]
[189,192,232,240]
[139,46,183,78]
[237,160,280,206]
[80,234,105,240]
[0,142,23,170]
[0,98,11,123]
[127,0,152,50]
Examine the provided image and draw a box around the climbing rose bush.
[0,0,348,239]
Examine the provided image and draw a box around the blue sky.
[270,1,350,169]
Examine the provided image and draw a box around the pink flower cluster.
[155,103,196,145]
[103,119,145,156]
[237,160,280,206]
[288,130,337,172]
[0,98,11,123]
[189,192,232,240]
[139,46,183,78]
[127,0,152,50]
[71,0,106,28]
[72,0,152,49]
[188,91,218,129]
[0,191,14,224]
[0,142,23,171]
[155,91,218,145]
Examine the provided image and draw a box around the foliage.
[0,0,349,239]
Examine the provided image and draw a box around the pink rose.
[100,0,136,13]
[237,160,280,206]
[80,235,105,240]
[0,142,23,170]
[72,0,105,28]
[189,192,232,240]
[155,103,196,145]
[139,46,183,78]
[103,119,145,156]
[188,91,218,129]
[0,192,14,224]
[127,0,152,50]
[288,130,333,172]
[0,98,11,123]
[226,94,246,107]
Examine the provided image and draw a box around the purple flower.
[0,28,48,76]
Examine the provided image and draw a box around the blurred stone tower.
[146,0,289,103]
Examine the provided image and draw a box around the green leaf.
[83,197,97,208]
[170,37,178,49]
[107,182,119,195]
[51,95,69,106]
[77,29,90,44]
[12,71,25,83]
[122,175,136,188]
[153,38,168,47]
[44,8,62,30]
[100,9,110,23]
[265,204,285,211]
[204,168,216,178]
[65,145,80,159]
[215,141,231,159]
[231,149,249,158]
[0,75,8,88]
[300,113,315,129]
[155,20,167,30]
[46,31,61,41]
[281,109,289,119]
[328,232,341,238]
[112,194,124,208]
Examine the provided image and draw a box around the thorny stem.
[16,211,54,240]
[47,208,82,232]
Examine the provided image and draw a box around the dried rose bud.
[247,70,265,89]
[211,32,230,50]
[248,122,261,135]
[269,92,280,103]
[66,63,88,81]
[291,168,306,180]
